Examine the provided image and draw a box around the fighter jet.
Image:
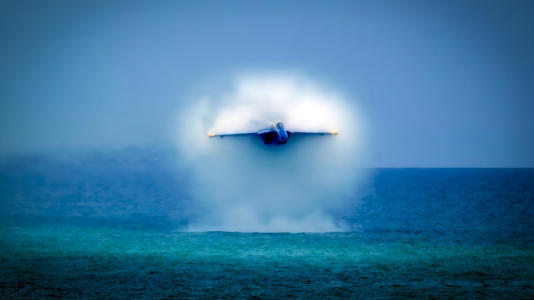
[208,122,338,145]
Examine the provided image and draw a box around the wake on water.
[173,72,367,232]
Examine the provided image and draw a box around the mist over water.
[174,73,366,232]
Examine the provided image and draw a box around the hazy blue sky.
[1,0,533,167]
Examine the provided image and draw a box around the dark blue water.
[1,150,533,298]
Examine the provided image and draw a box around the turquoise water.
[2,225,533,298]
[1,153,534,298]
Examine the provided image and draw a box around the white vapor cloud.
[173,72,367,232]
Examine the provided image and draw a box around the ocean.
[0,151,533,298]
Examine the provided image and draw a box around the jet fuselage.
[262,122,289,145]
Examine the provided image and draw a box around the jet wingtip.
[330,130,339,135]
[208,132,216,137]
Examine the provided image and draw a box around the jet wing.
[208,132,257,137]
[287,130,339,136]
[208,127,274,138]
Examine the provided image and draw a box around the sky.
[0,0,533,167]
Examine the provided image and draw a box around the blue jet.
[208,122,338,145]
